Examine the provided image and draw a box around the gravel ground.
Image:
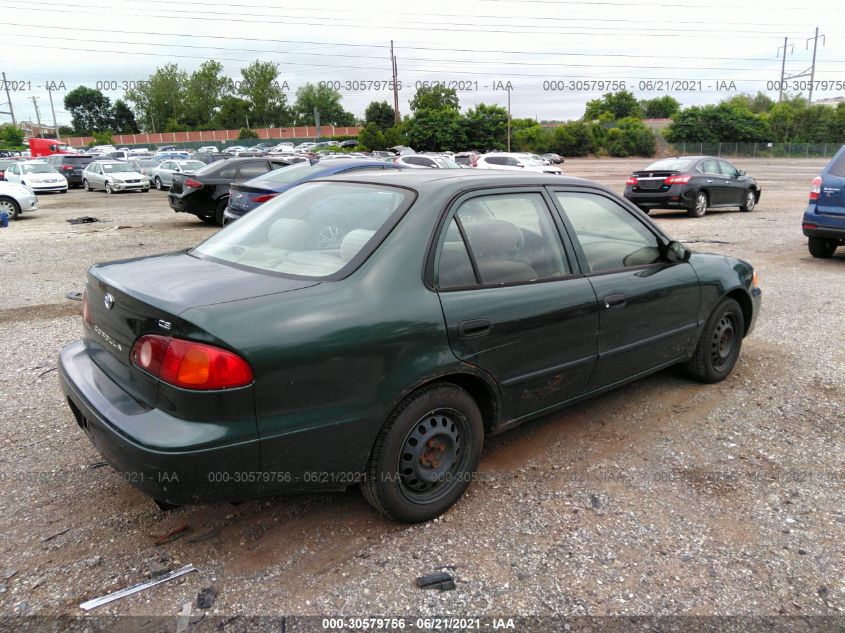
[1,158,843,629]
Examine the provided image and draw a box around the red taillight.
[810,176,822,200]
[82,289,93,325]
[185,178,203,188]
[626,176,638,186]
[250,193,278,203]
[62,165,73,171]
[130,334,253,390]
[665,174,691,185]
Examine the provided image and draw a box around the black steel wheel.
[686,297,744,383]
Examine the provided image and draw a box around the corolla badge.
[103,293,115,310]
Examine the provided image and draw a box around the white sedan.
[3,160,68,192]
[147,159,206,190]
[475,152,563,175]
[0,180,39,220]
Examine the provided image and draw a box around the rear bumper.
[802,204,845,241]
[58,340,263,505]
[624,185,693,208]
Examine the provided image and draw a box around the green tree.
[461,103,508,151]
[238,127,259,140]
[293,83,355,126]
[513,125,552,153]
[238,61,292,128]
[409,85,459,113]
[214,95,252,129]
[126,63,188,132]
[63,86,113,135]
[111,99,139,134]
[183,60,232,129]
[0,124,25,147]
[666,103,768,143]
[550,121,596,156]
[639,95,680,119]
[584,90,642,120]
[403,109,464,151]
[91,130,114,145]
[365,100,396,130]
[358,122,387,150]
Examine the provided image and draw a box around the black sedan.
[624,156,761,218]
[224,159,406,222]
[60,170,760,522]
[168,157,291,225]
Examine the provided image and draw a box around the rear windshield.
[65,156,95,165]
[827,146,845,178]
[193,182,414,279]
[642,158,696,171]
[250,162,322,185]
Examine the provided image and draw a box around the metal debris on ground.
[66,217,101,224]
[416,571,456,591]
[79,563,197,611]
[186,527,221,544]
[89,461,108,469]
[176,601,192,633]
[196,586,217,609]
[154,523,191,546]
[41,527,71,542]
[65,291,83,301]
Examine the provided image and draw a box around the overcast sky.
[2,0,845,127]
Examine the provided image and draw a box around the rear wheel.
[686,298,744,383]
[0,197,20,220]
[213,197,228,226]
[361,383,484,523]
[739,190,756,212]
[808,237,837,258]
[154,177,162,190]
[688,191,708,218]
[83,179,91,191]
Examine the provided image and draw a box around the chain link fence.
[668,142,842,158]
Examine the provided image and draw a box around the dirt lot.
[1,158,843,627]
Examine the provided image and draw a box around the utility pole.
[47,86,59,140]
[32,96,43,138]
[806,27,824,104]
[1,72,16,126]
[390,40,400,125]
[777,37,792,102]
[506,87,512,152]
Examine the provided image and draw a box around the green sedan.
[59,171,761,522]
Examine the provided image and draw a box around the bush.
[238,127,259,140]
[91,130,114,145]
[550,122,595,156]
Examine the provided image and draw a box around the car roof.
[315,169,599,191]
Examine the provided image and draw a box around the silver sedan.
[148,160,206,190]
[0,180,39,220]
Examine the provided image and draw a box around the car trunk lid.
[227,183,276,215]
[632,169,677,190]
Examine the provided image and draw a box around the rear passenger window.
[454,193,570,286]
[700,159,720,174]
[238,161,269,179]
[218,163,237,178]
[437,218,477,289]
[828,149,845,178]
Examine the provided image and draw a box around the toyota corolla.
[59,171,761,522]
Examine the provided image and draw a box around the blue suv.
[803,145,845,258]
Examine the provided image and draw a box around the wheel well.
[426,373,500,434]
[726,289,753,336]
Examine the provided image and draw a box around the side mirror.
[665,240,690,263]
[737,169,746,176]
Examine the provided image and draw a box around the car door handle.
[603,294,627,310]
[457,319,491,338]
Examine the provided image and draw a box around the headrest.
[340,229,376,262]
[463,220,522,258]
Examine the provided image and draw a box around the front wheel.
[361,383,484,523]
[105,182,114,195]
[808,237,837,258]
[686,298,744,383]
[0,196,21,220]
[739,190,756,212]
[83,179,91,191]
[213,197,228,226]
[154,177,162,190]
[688,192,708,218]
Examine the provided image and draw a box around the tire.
[361,383,484,523]
[688,191,708,218]
[739,189,756,212]
[199,215,217,225]
[60,188,67,194]
[808,237,837,258]
[686,298,744,383]
[0,196,20,220]
[213,197,228,226]
[637,206,651,215]
[154,177,162,190]
[105,182,114,195]
[83,179,91,192]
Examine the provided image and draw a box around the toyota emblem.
[104,293,115,310]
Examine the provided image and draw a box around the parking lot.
[1,157,843,621]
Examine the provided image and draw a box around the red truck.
[29,138,73,158]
